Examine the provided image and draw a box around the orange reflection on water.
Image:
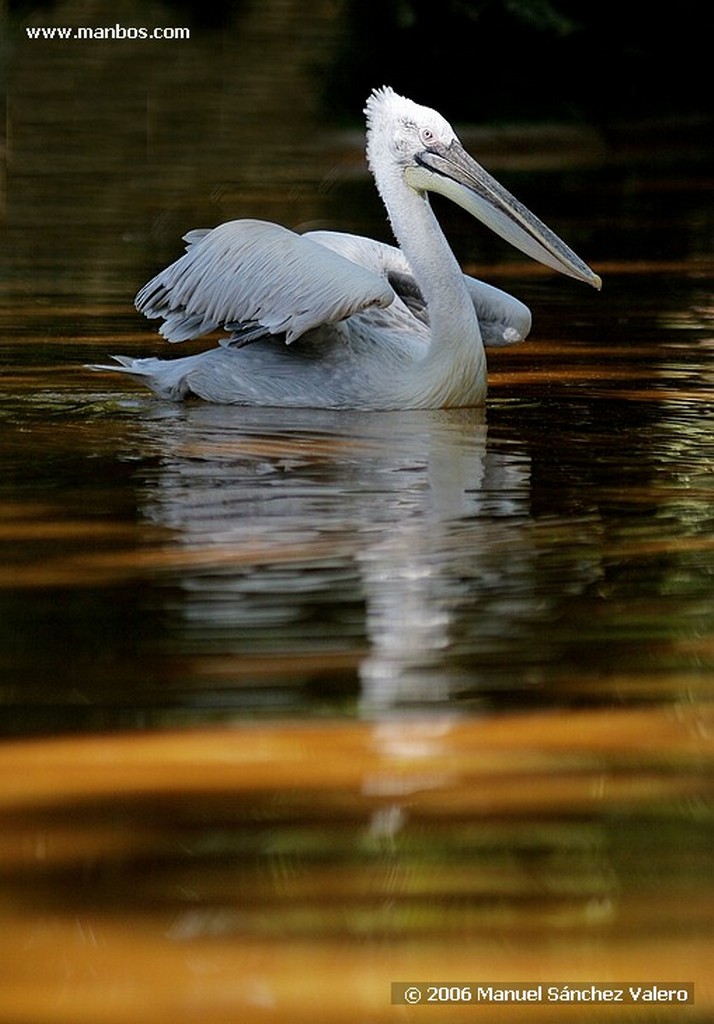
[0,708,711,1022]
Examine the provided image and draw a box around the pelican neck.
[383,177,482,358]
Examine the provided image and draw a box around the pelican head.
[365,86,601,290]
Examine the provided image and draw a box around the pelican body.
[96,87,600,409]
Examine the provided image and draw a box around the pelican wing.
[306,231,530,346]
[135,220,395,345]
[384,270,429,324]
[305,230,428,321]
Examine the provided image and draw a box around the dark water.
[1,4,714,1021]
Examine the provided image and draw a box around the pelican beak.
[405,140,602,290]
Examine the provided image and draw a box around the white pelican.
[95,87,601,408]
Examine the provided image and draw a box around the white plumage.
[94,87,600,409]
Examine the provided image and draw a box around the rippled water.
[1,6,714,1021]
[4,298,713,730]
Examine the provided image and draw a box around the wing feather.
[306,231,530,346]
[136,220,395,345]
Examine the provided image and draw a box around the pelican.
[94,87,601,408]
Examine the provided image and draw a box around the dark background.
[6,0,712,126]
